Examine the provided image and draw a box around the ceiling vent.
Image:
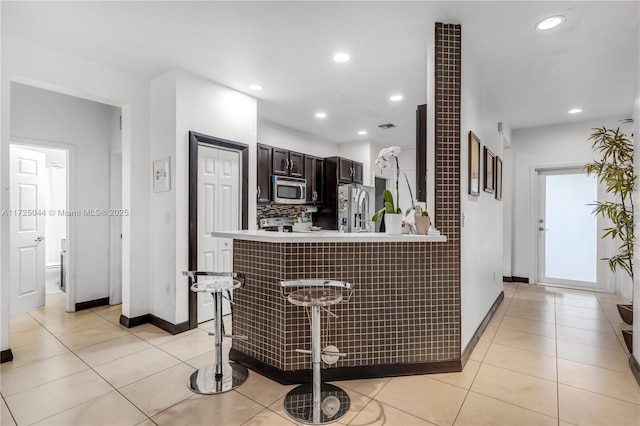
[378,123,396,129]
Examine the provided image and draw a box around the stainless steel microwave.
[272,176,306,204]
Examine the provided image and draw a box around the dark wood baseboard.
[230,348,461,385]
[75,297,110,311]
[119,313,151,328]
[630,354,640,386]
[461,291,505,367]
[150,315,190,335]
[119,313,189,335]
[1,348,14,364]
[503,276,529,283]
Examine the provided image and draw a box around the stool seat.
[287,288,342,307]
[190,277,240,294]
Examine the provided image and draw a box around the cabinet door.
[352,161,363,184]
[272,148,290,176]
[305,156,324,204]
[256,144,272,204]
[289,151,305,178]
[314,158,324,203]
[338,158,353,182]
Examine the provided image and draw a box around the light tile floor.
[1,283,638,425]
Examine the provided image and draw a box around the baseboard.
[230,348,461,385]
[1,349,14,364]
[150,315,190,335]
[461,291,505,367]
[119,313,189,335]
[503,276,529,283]
[119,313,151,328]
[75,297,110,311]
[630,354,640,386]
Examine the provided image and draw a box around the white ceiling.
[2,1,638,148]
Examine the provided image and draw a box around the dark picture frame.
[468,131,481,196]
[483,147,495,193]
[495,156,503,200]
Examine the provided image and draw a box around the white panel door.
[197,145,240,323]
[10,146,47,315]
[536,168,604,290]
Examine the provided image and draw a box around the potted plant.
[402,172,430,234]
[585,120,635,334]
[372,146,403,234]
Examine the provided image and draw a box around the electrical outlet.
[165,282,170,295]
[493,271,496,282]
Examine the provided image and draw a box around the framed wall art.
[495,156,503,200]
[483,147,495,193]
[468,131,481,196]
[153,157,171,192]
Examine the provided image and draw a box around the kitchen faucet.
[356,187,370,232]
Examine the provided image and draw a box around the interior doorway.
[9,144,68,314]
[374,176,389,233]
[534,166,607,291]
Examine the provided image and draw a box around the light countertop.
[211,230,447,243]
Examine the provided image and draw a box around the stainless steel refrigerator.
[337,184,375,232]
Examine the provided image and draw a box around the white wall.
[258,119,338,159]
[509,116,632,298]
[459,35,506,351]
[632,9,640,357]
[10,83,116,304]
[1,36,150,352]
[149,69,257,325]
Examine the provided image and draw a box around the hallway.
[1,283,638,425]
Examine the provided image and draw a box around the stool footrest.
[321,350,347,358]
[223,334,248,340]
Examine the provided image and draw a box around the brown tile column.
[434,22,462,356]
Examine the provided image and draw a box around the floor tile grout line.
[558,382,640,407]
[553,289,562,426]
[0,393,17,425]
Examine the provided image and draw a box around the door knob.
[538,227,548,231]
[35,236,45,242]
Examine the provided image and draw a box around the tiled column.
[434,22,462,357]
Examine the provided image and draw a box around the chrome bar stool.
[182,271,249,394]
[280,279,355,424]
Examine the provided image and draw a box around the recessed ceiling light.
[358,130,367,135]
[568,108,583,114]
[315,112,327,118]
[248,84,263,91]
[390,95,403,102]
[536,15,565,31]
[333,53,350,63]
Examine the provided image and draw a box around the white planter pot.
[384,213,403,235]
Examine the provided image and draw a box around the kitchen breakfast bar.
[211,230,467,384]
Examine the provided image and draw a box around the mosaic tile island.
[212,230,460,384]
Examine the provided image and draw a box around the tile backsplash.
[256,204,308,225]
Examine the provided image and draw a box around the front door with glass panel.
[536,167,603,290]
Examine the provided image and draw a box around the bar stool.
[280,279,355,424]
[182,271,249,394]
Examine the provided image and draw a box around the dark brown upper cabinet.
[273,148,304,178]
[304,155,324,204]
[256,143,272,204]
[336,157,363,184]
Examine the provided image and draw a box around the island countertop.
[211,229,447,243]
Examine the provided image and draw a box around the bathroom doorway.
[9,144,69,314]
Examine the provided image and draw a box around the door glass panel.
[545,172,597,282]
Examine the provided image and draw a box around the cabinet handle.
[285,158,289,170]
[257,186,261,200]
[290,159,294,172]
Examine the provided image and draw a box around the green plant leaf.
[371,207,385,222]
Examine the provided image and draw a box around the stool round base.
[283,383,350,424]
[187,362,248,395]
